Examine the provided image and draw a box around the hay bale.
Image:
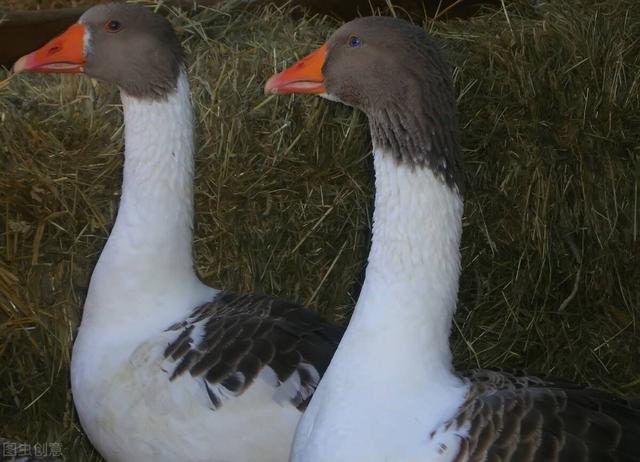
[0,0,638,459]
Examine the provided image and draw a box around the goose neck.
[89,69,199,303]
[351,146,463,376]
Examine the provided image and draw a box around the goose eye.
[349,36,362,48]
[104,20,122,33]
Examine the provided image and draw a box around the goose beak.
[265,43,328,94]
[13,23,86,74]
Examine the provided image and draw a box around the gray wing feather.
[163,291,343,410]
[452,369,640,462]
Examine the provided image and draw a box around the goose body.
[15,4,341,461]
[265,16,640,462]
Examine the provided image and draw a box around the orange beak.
[13,23,86,74]
[264,43,328,95]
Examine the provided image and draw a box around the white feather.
[292,148,469,461]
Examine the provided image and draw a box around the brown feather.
[449,369,640,462]
[163,290,343,409]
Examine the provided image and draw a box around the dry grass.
[0,0,638,459]
[2,0,95,11]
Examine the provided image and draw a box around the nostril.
[47,44,62,56]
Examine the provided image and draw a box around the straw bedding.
[0,0,638,459]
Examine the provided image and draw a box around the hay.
[0,0,638,459]
[2,1,95,11]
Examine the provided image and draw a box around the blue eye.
[349,36,361,48]
[104,20,122,32]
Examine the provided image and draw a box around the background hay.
[0,0,638,459]
[2,1,94,10]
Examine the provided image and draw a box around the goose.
[265,16,640,462]
[13,4,343,461]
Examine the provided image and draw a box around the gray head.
[266,16,463,191]
[14,3,183,100]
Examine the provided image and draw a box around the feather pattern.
[164,291,344,411]
[447,369,640,462]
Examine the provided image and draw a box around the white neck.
[117,72,195,273]
[320,147,464,397]
[292,148,466,460]
[355,148,463,377]
[81,71,209,334]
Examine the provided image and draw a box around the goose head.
[13,3,183,100]
[265,17,450,109]
[265,16,463,190]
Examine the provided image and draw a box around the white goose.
[265,16,640,462]
[14,4,342,462]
